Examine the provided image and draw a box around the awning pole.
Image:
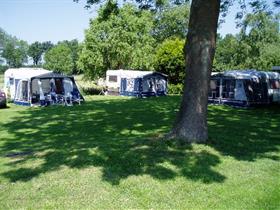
[219,78,223,103]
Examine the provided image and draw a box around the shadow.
[207,104,280,161]
[0,105,9,109]
[0,96,225,184]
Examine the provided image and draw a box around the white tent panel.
[63,78,73,96]
[235,80,247,101]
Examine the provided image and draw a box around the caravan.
[4,68,84,106]
[106,69,168,97]
[208,70,280,106]
[4,68,51,101]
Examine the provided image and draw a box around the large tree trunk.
[168,0,220,143]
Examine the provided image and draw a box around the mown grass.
[0,95,279,209]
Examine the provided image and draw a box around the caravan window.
[9,77,14,85]
[156,78,165,92]
[208,79,220,98]
[210,80,217,90]
[41,79,51,94]
[222,79,235,99]
[126,78,134,91]
[15,80,28,101]
[109,76,118,82]
[269,79,280,89]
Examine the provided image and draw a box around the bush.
[74,75,104,95]
[154,38,185,84]
[168,83,183,95]
[80,84,104,95]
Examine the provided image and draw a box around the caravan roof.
[213,70,280,80]
[4,68,51,80]
[31,72,74,80]
[106,69,153,79]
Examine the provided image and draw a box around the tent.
[208,70,280,106]
[106,69,168,97]
[4,68,83,106]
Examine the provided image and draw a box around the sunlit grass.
[0,96,279,209]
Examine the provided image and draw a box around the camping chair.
[71,90,83,105]
[63,92,73,106]
[55,94,65,105]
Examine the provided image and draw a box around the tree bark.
[168,0,221,143]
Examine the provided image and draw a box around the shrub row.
[168,83,184,95]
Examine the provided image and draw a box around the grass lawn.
[0,95,279,209]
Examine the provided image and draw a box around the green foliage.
[0,27,16,50]
[75,75,104,95]
[0,28,28,68]
[41,41,54,52]
[27,41,54,66]
[214,12,280,71]
[28,42,44,65]
[240,12,280,68]
[154,38,185,84]
[256,42,280,70]
[214,34,251,71]
[97,0,119,21]
[153,3,190,42]
[1,40,28,68]
[78,4,156,79]
[44,43,74,74]
[58,39,80,74]
[167,83,184,94]
[75,0,187,10]
[0,65,8,74]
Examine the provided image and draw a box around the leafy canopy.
[154,38,185,84]
[152,3,190,42]
[44,43,74,74]
[0,28,28,67]
[214,12,280,71]
[78,4,156,79]
[28,42,44,66]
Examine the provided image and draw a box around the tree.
[76,0,279,143]
[58,39,80,74]
[154,38,185,84]
[28,42,44,65]
[169,1,279,142]
[257,42,280,70]
[214,34,251,71]
[0,28,28,67]
[41,41,54,52]
[153,3,190,43]
[239,12,280,69]
[166,0,220,142]
[44,43,74,74]
[2,40,28,67]
[78,4,155,79]
[214,12,280,71]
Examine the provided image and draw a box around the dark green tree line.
[214,12,280,71]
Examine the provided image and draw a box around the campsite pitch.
[0,96,279,209]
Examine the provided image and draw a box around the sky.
[0,0,260,44]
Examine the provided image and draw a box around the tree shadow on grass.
[1,96,279,184]
[207,104,280,162]
[0,96,225,184]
